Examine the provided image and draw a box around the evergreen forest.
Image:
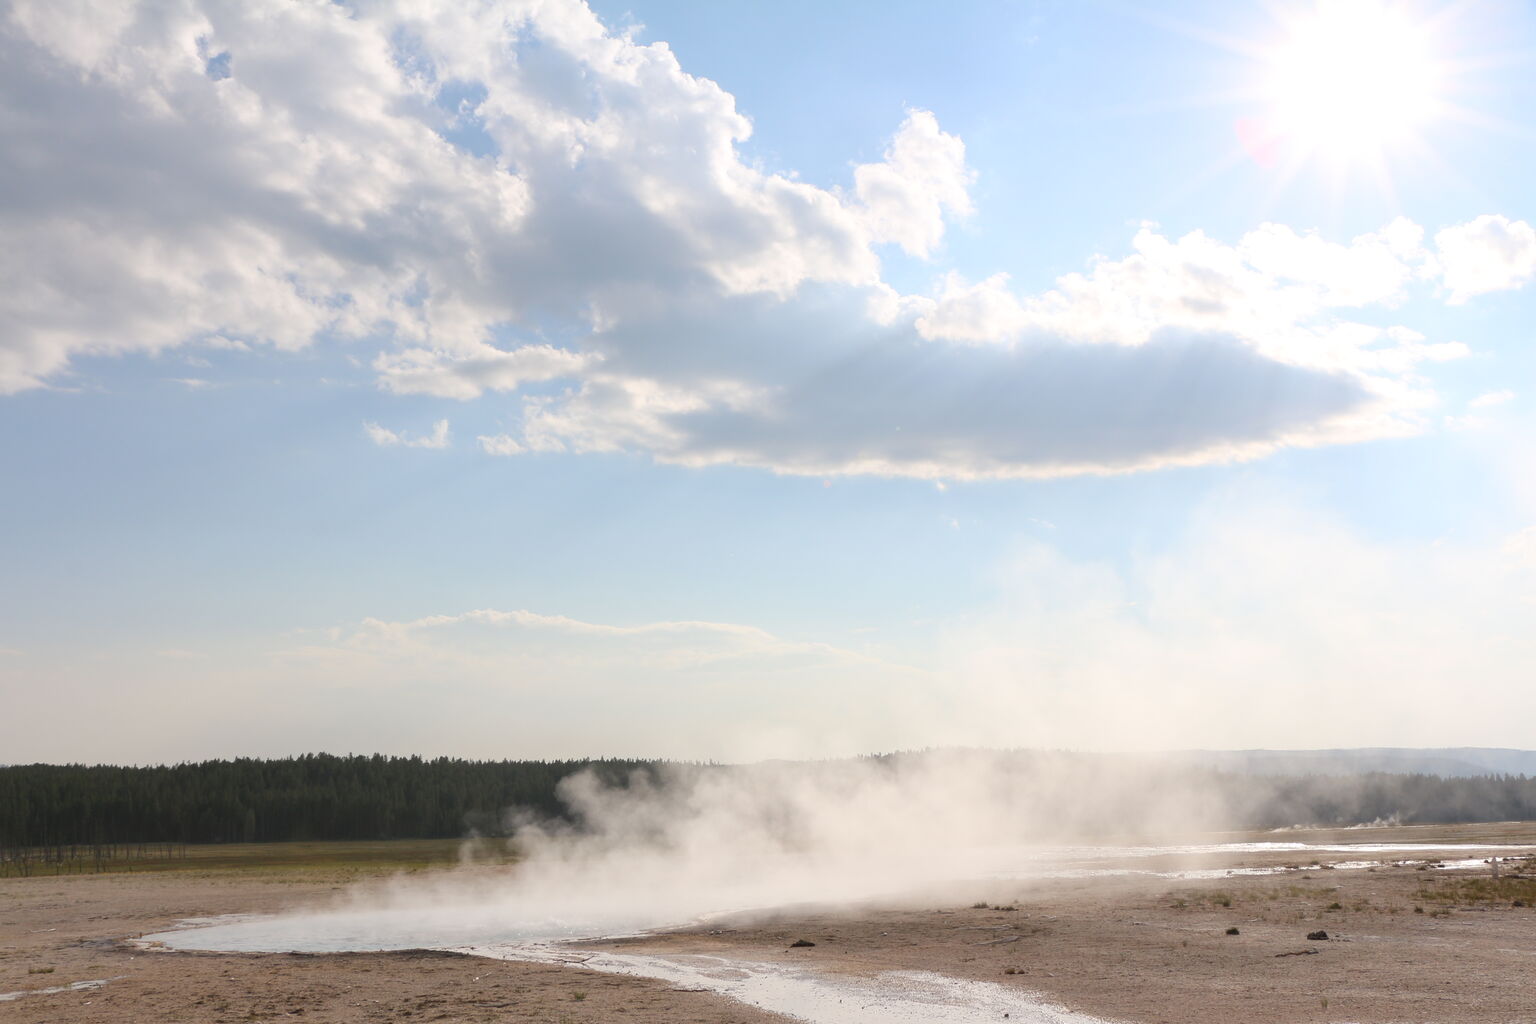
[3,752,1534,855]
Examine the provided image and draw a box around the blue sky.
[1,0,1533,763]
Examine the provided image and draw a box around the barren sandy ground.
[0,872,782,1024]
[4,823,1536,1023]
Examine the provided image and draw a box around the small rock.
[1307,930,1329,941]
[1225,927,1240,935]
[789,939,816,948]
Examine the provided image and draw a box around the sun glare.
[1263,1,1443,163]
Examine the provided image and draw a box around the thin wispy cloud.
[476,433,527,456]
[1470,389,1515,409]
[364,419,452,449]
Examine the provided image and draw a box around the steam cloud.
[165,753,1230,954]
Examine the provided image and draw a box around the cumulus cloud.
[0,0,901,395]
[915,219,1434,356]
[1435,215,1536,303]
[0,0,523,389]
[913,272,1029,343]
[851,109,973,258]
[0,0,1518,479]
[365,418,452,449]
[505,216,1466,477]
[521,306,1384,479]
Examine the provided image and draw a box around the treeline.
[3,752,1535,851]
[0,754,654,848]
[1222,769,1536,829]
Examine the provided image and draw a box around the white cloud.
[1239,217,1428,307]
[364,418,451,449]
[914,272,1028,343]
[503,212,1468,478]
[508,283,1432,479]
[0,0,1513,480]
[375,343,596,400]
[1435,215,1536,303]
[477,433,527,456]
[0,0,911,395]
[528,361,1386,479]
[851,110,973,258]
[202,336,250,352]
[1448,388,1518,430]
[916,220,1434,360]
[1470,389,1515,409]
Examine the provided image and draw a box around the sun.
[1259,1,1444,165]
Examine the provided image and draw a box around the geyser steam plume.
[189,751,1232,952]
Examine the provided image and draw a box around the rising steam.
[159,751,1229,953]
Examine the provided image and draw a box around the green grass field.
[0,837,519,879]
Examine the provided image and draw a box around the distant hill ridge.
[1172,747,1536,778]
